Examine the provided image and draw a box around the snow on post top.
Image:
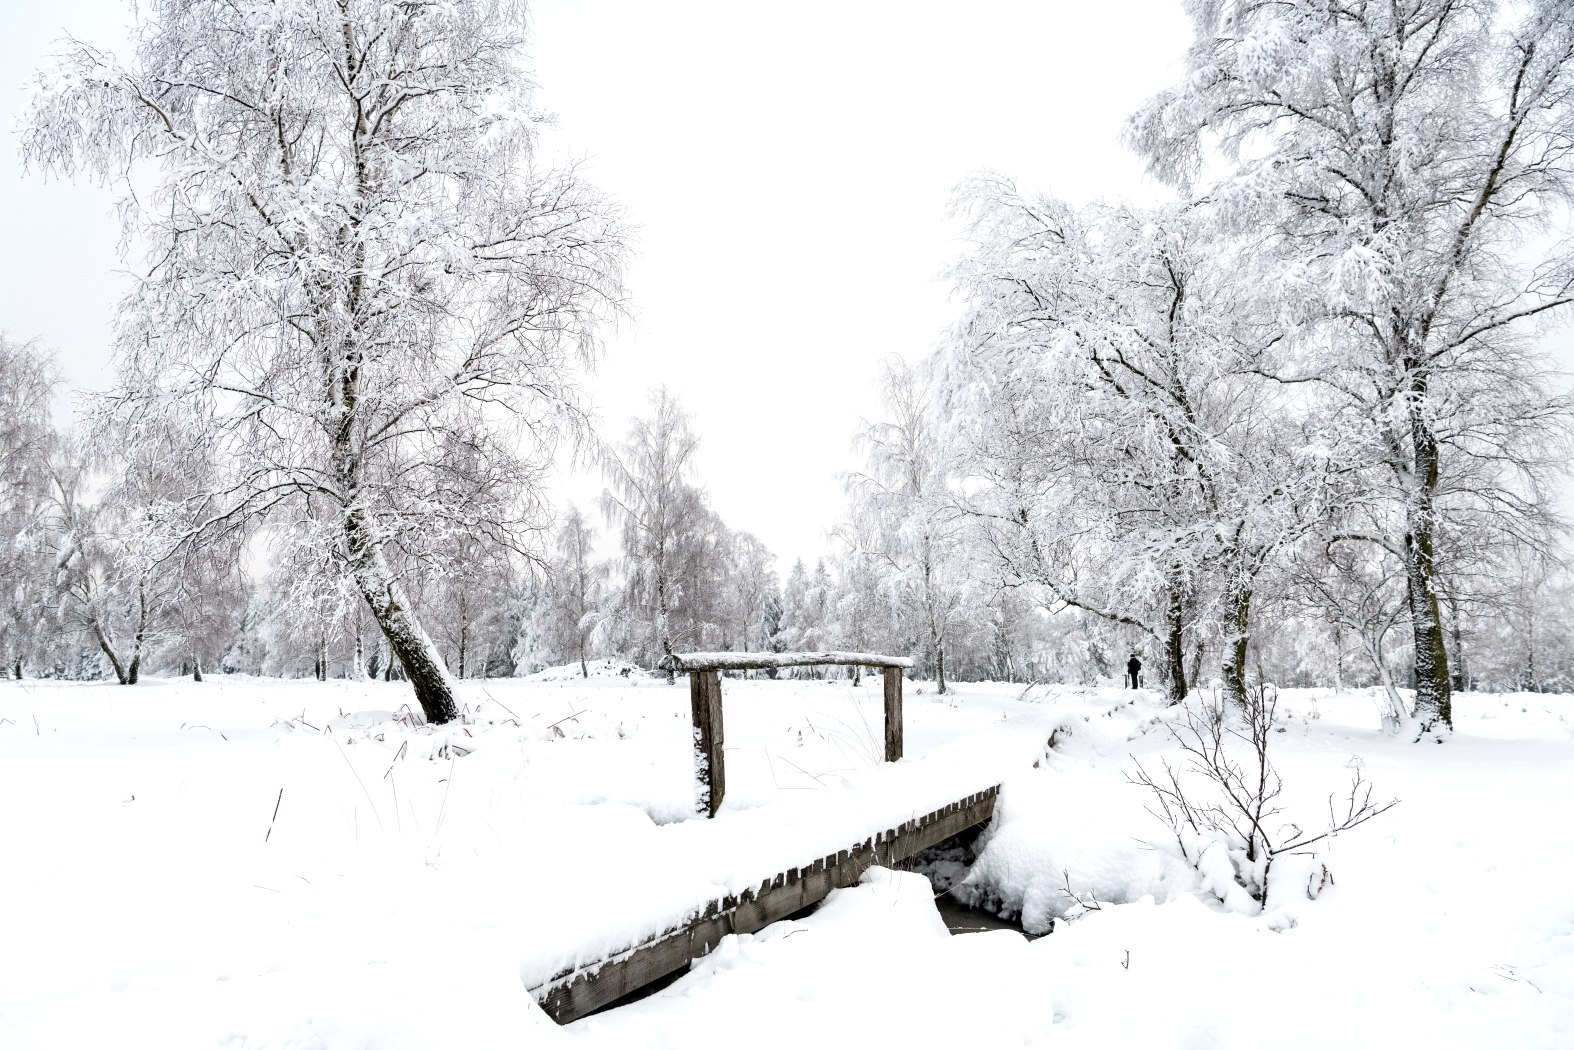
[658,651,914,672]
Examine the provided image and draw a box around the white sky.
[3,1,1192,569]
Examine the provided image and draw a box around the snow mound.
[524,659,649,682]
[954,767,1199,933]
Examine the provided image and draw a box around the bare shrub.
[1129,685,1397,910]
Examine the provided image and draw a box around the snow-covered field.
[2,671,1571,1048]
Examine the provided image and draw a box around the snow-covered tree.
[1291,541,1412,724]
[846,359,972,694]
[0,337,61,679]
[157,519,247,682]
[509,574,555,677]
[37,422,236,684]
[259,512,363,680]
[543,505,608,677]
[942,185,1323,704]
[1127,0,1574,732]
[669,503,731,654]
[601,389,706,675]
[826,522,896,685]
[720,531,779,657]
[775,558,821,674]
[21,0,628,722]
[429,543,515,679]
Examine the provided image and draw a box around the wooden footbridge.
[527,651,1003,1024]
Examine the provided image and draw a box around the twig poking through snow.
[1061,869,1104,916]
[264,787,284,843]
[383,740,408,779]
[435,752,456,837]
[547,705,588,734]
[478,686,521,723]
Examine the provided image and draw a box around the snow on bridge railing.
[659,650,911,816]
[656,650,913,673]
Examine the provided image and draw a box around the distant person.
[1126,654,1142,690]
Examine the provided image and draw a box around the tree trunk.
[922,549,948,695]
[1446,592,1468,693]
[579,639,588,678]
[11,658,21,680]
[1332,623,1344,692]
[124,585,149,686]
[1186,639,1204,697]
[92,618,130,684]
[1221,581,1252,710]
[193,653,203,683]
[657,565,676,683]
[1404,386,1452,733]
[1161,586,1188,704]
[344,506,458,724]
[1404,530,1452,730]
[1360,629,1407,732]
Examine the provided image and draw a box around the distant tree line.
[7,332,1574,709]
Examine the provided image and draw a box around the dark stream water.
[933,892,1036,936]
[910,835,1043,939]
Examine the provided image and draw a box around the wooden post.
[690,670,725,816]
[883,666,903,762]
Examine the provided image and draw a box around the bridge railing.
[656,651,913,817]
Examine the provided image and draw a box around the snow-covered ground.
[2,672,1570,1048]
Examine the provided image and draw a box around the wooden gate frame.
[656,651,914,817]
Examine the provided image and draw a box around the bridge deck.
[529,785,999,1024]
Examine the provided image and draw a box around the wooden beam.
[883,666,903,763]
[690,670,724,817]
[532,786,999,1023]
[660,651,914,673]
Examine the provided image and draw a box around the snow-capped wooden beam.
[657,650,914,672]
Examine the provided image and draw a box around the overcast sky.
[5,1,1194,569]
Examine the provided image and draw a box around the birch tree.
[826,523,893,685]
[0,337,61,679]
[847,359,970,694]
[601,389,703,676]
[47,432,199,685]
[544,505,607,677]
[1128,0,1574,733]
[21,0,628,722]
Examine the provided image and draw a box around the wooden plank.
[530,785,999,1024]
[660,650,914,673]
[883,667,903,763]
[690,670,725,816]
